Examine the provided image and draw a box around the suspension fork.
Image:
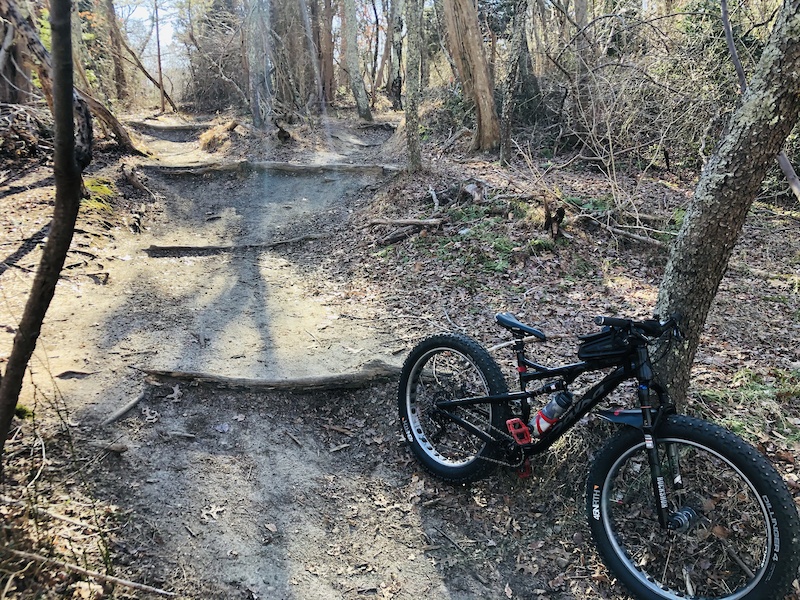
[636,347,672,529]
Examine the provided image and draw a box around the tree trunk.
[654,0,800,403]
[388,0,404,110]
[343,0,373,120]
[104,0,127,101]
[0,0,89,465]
[0,0,93,166]
[321,0,336,103]
[442,0,500,150]
[500,1,526,165]
[721,0,800,204]
[405,0,422,171]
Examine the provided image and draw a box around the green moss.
[83,177,116,212]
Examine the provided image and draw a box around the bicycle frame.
[433,334,679,528]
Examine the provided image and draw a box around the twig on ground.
[0,548,177,597]
[368,217,444,227]
[0,495,98,530]
[285,430,303,447]
[434,526,467,554]
[102,390,148,426]
[574,214,668,248]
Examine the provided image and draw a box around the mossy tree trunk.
[654,0,800,403]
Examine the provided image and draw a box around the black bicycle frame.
[434,337,678,528]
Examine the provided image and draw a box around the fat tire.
[587,414,800,600]
[398,333,510,483]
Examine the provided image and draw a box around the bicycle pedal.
[506,418,532,445]
[516,459,532,479]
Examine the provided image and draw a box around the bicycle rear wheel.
[398,334,510,483]
[587,415,800,600]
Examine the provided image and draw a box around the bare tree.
[654,0,800,402]
[0,0,90,465]
[104,0,127,101]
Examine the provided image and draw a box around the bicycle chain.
[457,411,528,469]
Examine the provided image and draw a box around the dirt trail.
[2,118,661,600]
[6,118,401,419]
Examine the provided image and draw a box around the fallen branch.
[575,214,668,248]
[141,359,401,391]
[378,226,419,245]
[369,217,444,227]
[126,121,210,132]
[358,121,397,131]
[439,127,471,154]
[0,548,177,597]
[121,163,159,200]
[144,234,327,257]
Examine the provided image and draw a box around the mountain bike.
[398,312,800,600]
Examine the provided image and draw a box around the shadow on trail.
[0,223,48,277]
[71,163,399,598]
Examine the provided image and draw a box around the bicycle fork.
[636,347,690,532]
[639,383,694,532]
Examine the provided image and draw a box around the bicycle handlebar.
[594,315,680,338]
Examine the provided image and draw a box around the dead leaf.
[165,384,183,401]
[201,504,226,521]
[712,525,731,539]
[504,582,513,598]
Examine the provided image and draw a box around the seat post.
[514,337,528,391]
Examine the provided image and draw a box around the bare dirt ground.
[2,112,800,599]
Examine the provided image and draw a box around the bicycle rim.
[405,347,497,468]
[600,437,771,599]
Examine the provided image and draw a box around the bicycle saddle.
[495,312,546,340]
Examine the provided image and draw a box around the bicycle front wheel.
[398,333,510,483]
[587,415,800,600]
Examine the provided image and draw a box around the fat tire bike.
[398,313,800,600]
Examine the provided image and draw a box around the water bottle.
[529,391,573,436]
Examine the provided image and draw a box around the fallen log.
[137,160,400,177]
[141,359,401,391]
[144,234,326,256]
[126,121,212,132]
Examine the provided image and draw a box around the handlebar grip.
[594,316,631,328]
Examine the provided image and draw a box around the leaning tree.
[0,0,91,467]
[654,0,800,402]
